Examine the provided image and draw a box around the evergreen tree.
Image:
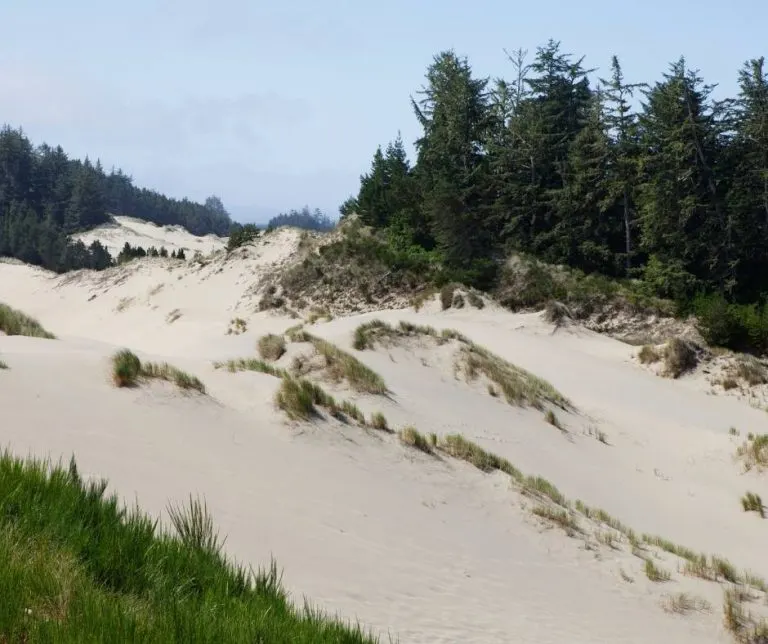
[412,50,494,279]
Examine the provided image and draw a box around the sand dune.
[2,227,768,643]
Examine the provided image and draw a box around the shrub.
[112,349,142,387]
[258,334,287,361]
[662,338,698,378]
[0,303,56,338]
[440,284,457,310]
[398,427,434,454]
[693,292,768,354]
[638,345,661,364]
[466,291,484,309]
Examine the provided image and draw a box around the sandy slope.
[2,229,768,643]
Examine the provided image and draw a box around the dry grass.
[214,358,287,378]
[741,492,765,517]
[661,592,711,615]
[440,284,458,310]
[306,307,333,324]
[735,356,768,386]
[112,350,205,393]
[662,337,699,378]
[285,324,310,343]
[258,334,287,361]
[531,505,581,534]
[398,427,434,455]
[543,300,572,327]
[0,303,55,339]
[736,434,768,471]
[226,317,248,335]
[637,345,661,364]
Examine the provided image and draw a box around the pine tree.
[601,56,645,273]
[637,58,729,298]
[412,50,494,279]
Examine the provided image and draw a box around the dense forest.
[0,126,233,272]
[341,41,768,350]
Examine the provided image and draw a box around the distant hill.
[0,125,233,273]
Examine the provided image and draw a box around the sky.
[2,1,767,224]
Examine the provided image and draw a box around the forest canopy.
[0,126,233,272]
[342,41,768,310]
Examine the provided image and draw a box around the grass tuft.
[111,349,142,387]
[305,335,387,394]
[0,303,56,338]
[661,592,711,615]
[0,358,8,370]
[398,427,434,455]
[214,358,287,378]
[736,434,768,471]
[644,558,671,582]
[531,505,580,534]
[167,495,226,556]
[258,334,287,361]
[437,434,523,482]
[369,412,389,431]
[741,492,765,517]
[637,345,661,364]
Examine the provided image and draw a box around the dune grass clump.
[741,492,765,517]
[305,335,387,394]
[0,358,7,370]
[352,320,392,351]
[531,505,580,534]
[661,592,711,615]
[734,355,768,386]
[0,303,56,339]
[111,349,142,387]
[662,337,698,378]
[214,358,287,378]
[637,344,661,364]
[275,377,341,421]
[112,350,206,393]
[258,334,287,361]
[369,411,389,431]
[736,434,768,471]
[457,344,571,411]
[141,362,207,394]
[644,558,671,582]
[437,434,523,482]
[398,427,434,454]
[340,400,365,424]
[0,451,378,643]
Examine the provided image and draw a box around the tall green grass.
[0,451,378,643]
[111,350,206,394]
[0,303,55,338]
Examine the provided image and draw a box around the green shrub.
[693,293,768,354]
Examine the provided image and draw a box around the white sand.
[2,227,767,643]
[72,215,227,257]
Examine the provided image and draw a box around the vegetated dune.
[2,228,768,643]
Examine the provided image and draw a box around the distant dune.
[71,215,227,257]
[2,228,768,643]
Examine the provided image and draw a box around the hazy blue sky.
[2,1,766,223]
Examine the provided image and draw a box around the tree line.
[341,41,768,350]
[0,126,233,272]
